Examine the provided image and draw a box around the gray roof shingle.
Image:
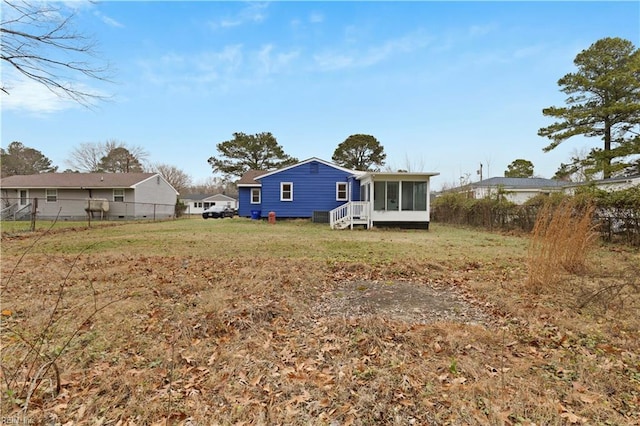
[470,177,566,189]
[0,173,158,189]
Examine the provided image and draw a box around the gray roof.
[180,193,236,201]
[180,193,210,201]
[563,174,640,187]
[0,173,159,189]
[469,177,566,189]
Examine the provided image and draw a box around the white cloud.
[309,12,324,24]
[140,40,306,93]
[313,53,354,71]
[138,44,250,93]
[209,2,269,29]
[0,73,78,114]
[468,23,497,37]
[94,11,124,28]
[313,30,432,71]
[513,44,545,59]
[257,44,300,75]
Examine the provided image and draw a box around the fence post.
[30,198,38,232]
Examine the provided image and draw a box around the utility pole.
[477,163,483,182]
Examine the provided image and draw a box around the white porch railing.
[329,201,369,229]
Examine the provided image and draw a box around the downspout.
[369,177,374,229]
[426,178,431,224]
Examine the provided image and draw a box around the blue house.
[237,157,439,229]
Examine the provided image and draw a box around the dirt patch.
[315,280,492,325]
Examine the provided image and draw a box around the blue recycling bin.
[250,210,261,220]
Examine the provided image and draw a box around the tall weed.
[527,198,597,290]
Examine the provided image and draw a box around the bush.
[431,192,517,230]
[433,187,639,246]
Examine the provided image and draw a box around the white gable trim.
[255,157,358,180]
[133,173,180,195]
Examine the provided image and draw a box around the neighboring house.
[438,174,640,205]
[237,157,439,229]
[441,177,566,205]
[180,193,238,215]
[563,174,640,194]
[0,173,178,220]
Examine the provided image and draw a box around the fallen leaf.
[560,411,581,424]
[572,381,588,392]
[580,394,597,404]
[452,376,467,385]
[250,375,263,386]
[288,389,311,405]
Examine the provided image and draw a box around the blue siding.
[349,176,361,201]
[238,187,261,217]
[259,161,354,218]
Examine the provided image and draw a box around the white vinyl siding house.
[180,193,238,215]
[0,173,179,220]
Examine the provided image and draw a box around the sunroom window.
[401,182,427,211]
[373,181,399,211]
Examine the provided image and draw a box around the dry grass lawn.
[1,218,639,425]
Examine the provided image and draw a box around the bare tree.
[148,163,193,194]
[384,153,426,173]
[66,140,148,172]
[1,0,112,106]
[189,176,238,198]
[66,142,103,172]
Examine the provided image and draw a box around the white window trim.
[336,182,348,201]
[45,189,58,203]
[113,189,125,202]
[250,188,261,204]
[280,182,293,201]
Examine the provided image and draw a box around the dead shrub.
[527,198,598,291]
[577,264,640,314]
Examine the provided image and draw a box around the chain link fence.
[1,197,179,232]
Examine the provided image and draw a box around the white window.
[45,189,57,202]
[19,189,28,206]
[251,188,261,204]
[336,182,348,201]
[280,182,293,201]
[113,189,125,202]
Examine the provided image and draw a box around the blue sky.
[2,1,639,189]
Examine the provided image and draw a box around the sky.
[1,1,639,189]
